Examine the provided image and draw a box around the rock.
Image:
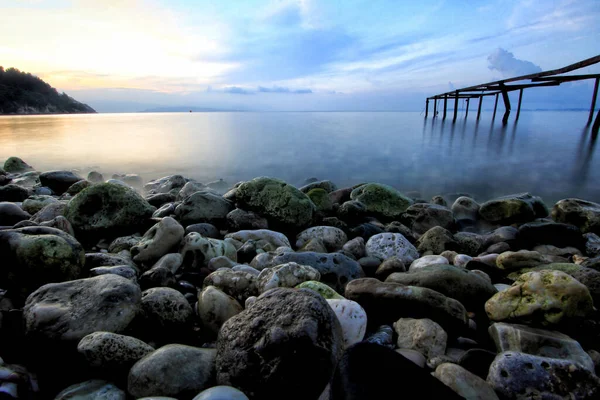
[234,177,315,230]
[357,256,381,277]
[295,281,345,299]
[329,187,353,205]
[349,183,413,220]
[387,264,497,309]
[22,195,59,215]
[487,351,600,399]
[146,192,176,208]
[434,363,499,400]
[54,380,126,400]
[454,231,485,255]
[89,265,137,280]
[330,342,463,400]
[299,180,337,194]
[349,223,384,241]
[65,183,155,239]
[485,270,594,325]
[393,318,447,360]
[307,188,333,212]
[257,262,320,293]
[174,192,232,227]
[207,255,239,271]
[483,226,519,248]
[87,171,103,183]
[180,233,237,269]
[225,229,291,251]
[250,251,364,293]
[193,386,249,400]
[77,332,154,373]
[226,208,269,231]
[298,237,328,253]
[3,157,33,173]
[66,180,92,196]
[342,237,365,259]
[296,226,348,252]
[496,250,550,270]
[128,345,216,398]
[185,222,220,238]
[396,348,427,367]
[203,269,258,304]
[517,221,584,250]
[409,255,448,271]
[139,253,182,289]
[31,201,67,223]
[216,288,343,400]
[0,184,30,202]
[197,286,243,338]
[108,235,140,253]
[39,215,75,236]
[337,200,367,222]
[176,181,206,201]
[552,198,600,235]
[402,203,455,234]
[452,196,480,222]
[0,202,30,226]
[489,322,595,372]
[131,217,184,265]
[10,171,39,187]
[479,193,548,224]
[584,233,600,257]
[0,226,84,299]
[431,195,447,206]
[39,170,82,195]
[137,288,193,342]
[345,278,468,334]
[326,299,367,348]
[533,244,581,258]
[458,348,498,379]
[416,226,459,254]
[454,254,473,267]
[374,256,406,280]
[152,202,176,218]
[365,232,419,265]
[24,275,141,342]
[144,175,187,195]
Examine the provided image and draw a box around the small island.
[0,67,96,115]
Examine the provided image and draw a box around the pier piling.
[477,96,483,120]
[516,89,523,121]
[589,78,599,124]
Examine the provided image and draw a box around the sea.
[0,111,598,205]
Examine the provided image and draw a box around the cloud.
[258,86,312,94]
[487,48,542,77]
[223,86,254,95]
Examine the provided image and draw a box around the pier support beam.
[492,93,499,121]
[443,96,447,119]
[433,99,437,117]
[500,84,511,125]
[425,99,429,118]
[477,96,483,120]
[589,78,599,124]
[516,89,523,121]
[465,98,470,119]
[593,109,600,139]
[453,91,459,122]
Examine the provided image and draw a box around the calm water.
[0,111,598,204]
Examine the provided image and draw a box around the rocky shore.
[1,155,600,399]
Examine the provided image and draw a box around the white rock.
[365,233,419,265]
[409,255,448,271]
[257,262,320,293]
[326,299,367,348]
[453,254,473,268]
[132,217,184,265]
[296,226,348,252]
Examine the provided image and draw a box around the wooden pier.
[425,55,600,136]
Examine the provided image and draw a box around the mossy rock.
[479,193,548,224]
[350,183,413,220]
[4,156,33,173]
[307,188,333,212]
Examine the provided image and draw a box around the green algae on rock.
[350,183,413,220]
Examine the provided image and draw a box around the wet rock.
[349,183,413,220]
[0,184,30,202]
[203,269,258,304]
[174,192,232,227]
[216,288,343,400]
[487,351,600,399]
[226,208,269,231]
[454,254,473,267]
[296,226,348,252]
[176,181,206,201]
[250,251,363,293]
[256,262,320,293]
[31,201,67,223]
[329,187,353,205]
[197,286,243,339]
[349,223,384,241]
[3,156,33,173]
[533,244,581,258]
[0,202,30,226]
[394,318,447,360]
[39,170,82,195]
[402,203,455,235]
[345,278,468,334]
[416,226,459,254]
[482,226,519,248]
[10,171,39,188]
[152,202,176,218]
[434,363,499,400]
[0,226,84,299]
[77,332,154,373]
[409,255,448,271]
[496,250,550,270]
[54,380,126,400]
[365,232,419,265]
[489,322,594,372]
[479,193,548,225]
[552,198,600,234]
[458,348,498,379]
[225,229,290,251]
[180,233,237,269]
[517,221,584,250]
[295,281,345,299]
[131,217,184,265]
[233,177,315,230]
[330,342,462,400]
[128,345,216,399]
[485,270,594,325]
[65,183,155,239]
[193,386,249,400]
[298,237,328,253]
[24,274,141,342]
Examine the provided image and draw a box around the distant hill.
[0,67,95,114]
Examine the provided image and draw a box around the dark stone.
[330,342,463,400]
[84,253,136,269]
[87,171,103,183]
[216,288,343,400]
[39,171,83,195]
[322,217,349,233]
[145,192,176,208]
[349,223,384,241]
[401,203,455,235]
[517,221,584,250]
[552,198,600,234]
[416,226,459,254]
[458,348,497,380]
[185,223,221,238]
[384,221,417,243]
[338,200,367,222]
[299,180,337,193]
[0,202,31,226]
[0,184,30,202]
[175,192,233,228]
[357,256,381,277]
[226,208,269,231]
[479,193,548,225]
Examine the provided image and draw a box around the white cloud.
[487,48,542,77]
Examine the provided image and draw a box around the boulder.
[64,183,155,238]
[365,232,419,265]
[144,175,187,195]
[137,288,194,342]
[234,177,315,230]
[342,236,365,259]
[131,217,184,265]
[89,265,137,281]
[139,253,182,289]
[24,274,141,342]
[87,171,103,183]
[402,203,455,234]
[216,288,343,400]
[307,188,333,212]
[296,226,348,252]
[393,318,447,360]
[349,183,413,220]
[39,171,82,195]
[174,192,232,227]
[128,345,216,399]
[496,250,550,270]
[551,198,600,234]
[479,193,548,224]
[451,196,480,222]
[66,180,92,196]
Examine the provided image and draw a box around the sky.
[1,0,599,112]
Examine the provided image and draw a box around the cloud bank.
[487,48,543,77]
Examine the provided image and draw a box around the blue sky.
[1,0,599,111]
